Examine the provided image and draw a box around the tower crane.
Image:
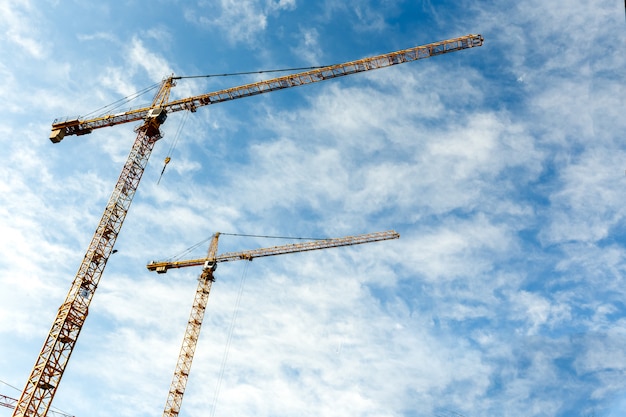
[146,230,400,417]
[14,34,483,417]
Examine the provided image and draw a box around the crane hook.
[157,156,171,185]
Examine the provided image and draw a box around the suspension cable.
[219,232,326,241]
[162,232,328,262]
[175,65,330,80]
[81,65,330,121]
[82,81,162,119]
[165,236,214,262]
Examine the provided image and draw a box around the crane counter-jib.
[49,34,483,142]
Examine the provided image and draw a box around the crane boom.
[154,230,399,417]
[17,33,482,417]
[1,395,72,417]
[1,394,16,411]
[50,34,483,141]
[147,230,400,273]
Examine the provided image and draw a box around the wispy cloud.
[184,0,296,45]
[0,0,46,59]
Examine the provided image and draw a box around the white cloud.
[542,147,626,244]
[0,0,46,59]
[291,27,322,66]
[128,37,175,83]
[185,0,285,44]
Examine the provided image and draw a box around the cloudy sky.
[1,1,625,417]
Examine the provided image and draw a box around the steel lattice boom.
[50,34,483,141]
[1,394,72,417]
[147,230,401,273]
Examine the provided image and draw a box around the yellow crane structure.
[1,395,72,417]
[14,34,483,417]
[146,230,400,417]
[1,395,18,414]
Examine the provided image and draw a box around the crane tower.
[148,230,400,417]
[14,34,483,417]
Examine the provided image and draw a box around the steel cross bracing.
[1,394,17,412]
[16,34,483,417]
[152,230,399,417]
[1,394,72,417]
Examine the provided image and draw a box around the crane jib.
[146,230,400,273]
[49,34,483,143]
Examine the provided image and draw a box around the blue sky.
[1,1,625,417]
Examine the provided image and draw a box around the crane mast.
[154,230,399,417]
[12,76,175,417]
[15,34,482,417]
[161,233,220,417]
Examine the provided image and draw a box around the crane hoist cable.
[157,109,189,184]
[158,66,326,184]
[155,66,329,185]
[210,260,250,417]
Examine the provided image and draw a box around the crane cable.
[164,233,327,263]
[176,65,329,80]
[157,109,189,185]
[84,82,162,120]
[86,65,328,119]
[219,232,327,240]
[210,261,250,417]
[156,65,328,185]
[165,234,212,263]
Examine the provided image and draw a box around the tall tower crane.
[14,34,483,417]
[146,230,400,417]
